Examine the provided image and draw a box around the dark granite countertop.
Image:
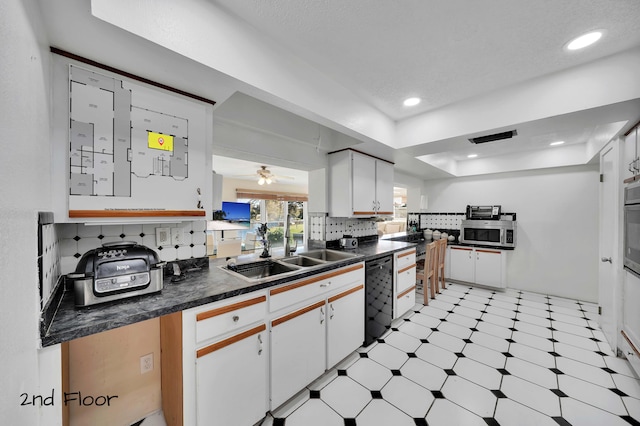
[40,240,415,347]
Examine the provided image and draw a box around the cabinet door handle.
[330,304,335,319]
[320,281,332,287]
[320,307,325,324]
[232,315,240,323]
[257,334,263,355]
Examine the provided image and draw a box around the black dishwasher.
[365,255,394,345]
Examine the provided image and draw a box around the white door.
[196,325,268,425]
[599,143,618,348]
[375,160,395,215]
[327,284,365,367]
[270,301,326,409]
[475,250,503,288]
[352,152,377,214]
[449,247,475,282]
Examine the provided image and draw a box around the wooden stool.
[417,241,437,305]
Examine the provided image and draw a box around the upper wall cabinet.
[328,149,394,218]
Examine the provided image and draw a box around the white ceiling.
[40,0,640,181]
[206,0,640,178]
[212,0,640,120]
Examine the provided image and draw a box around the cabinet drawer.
[270,263,364,312]
[396,263,416,293]
[195,293,267,344]
[396,249,416,271]
[395,286,416,319]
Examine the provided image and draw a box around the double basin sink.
[220,249,361,283]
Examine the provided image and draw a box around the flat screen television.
[212,201,251,227]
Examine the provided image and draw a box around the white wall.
[423,165,600,301]
[0,0,59,424]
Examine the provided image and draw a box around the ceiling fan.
[234,165,294,185]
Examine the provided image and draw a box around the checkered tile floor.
[260,283,640,426]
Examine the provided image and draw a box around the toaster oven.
[68,241,165,307]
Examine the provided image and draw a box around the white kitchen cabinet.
[327,284,365,367]
[196,324,268,426]
[449,246,475,282]
[269,263,365,410]
[393,248,417,319]
[181,292,268,426]
[449,246,506,288]
[475,249,503,287]
[328,149,394,217]
[270,301,327,409]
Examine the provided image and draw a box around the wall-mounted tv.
[212,201,251,227]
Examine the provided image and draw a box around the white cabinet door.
[352,152,377,214]
[196,324,268,426]
[375,160,395,215]
[270,301,326,409]
[449,247,475,282]
[396,287,416,318]
[327,284,365,367]
[475,249,503,288]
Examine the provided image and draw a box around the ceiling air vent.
[469,130,518,144]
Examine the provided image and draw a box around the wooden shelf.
[69,210,206,218]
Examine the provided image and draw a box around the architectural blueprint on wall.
[68,65,189,198]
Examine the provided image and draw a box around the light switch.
[171,227,184,245]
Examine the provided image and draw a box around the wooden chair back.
[435,238,447,292]
[417,242,437,305]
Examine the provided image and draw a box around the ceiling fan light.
[266,177,272,185]
[258,177,265,185]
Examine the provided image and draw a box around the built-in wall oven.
[460,219,517,248]
[624,181,640,276]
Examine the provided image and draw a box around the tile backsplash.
[38,213,61,308]
[309,214,379,241]
[58,221,208,275]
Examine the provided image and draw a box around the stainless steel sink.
[226,259,302,280]
[220,249,361,283]
[298,249,360,262]
[280,256,327,267]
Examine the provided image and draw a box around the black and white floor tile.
[261,283,640,426]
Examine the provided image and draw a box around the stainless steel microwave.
[460,219,516,248]
[624,181,640,276]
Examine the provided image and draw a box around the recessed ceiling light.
[550,141,565,146]
[566,31,603,51]
[467,154,478,158]
[403,97,421,107]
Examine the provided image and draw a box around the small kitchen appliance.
[68,241,165,307]
[466,205,502,220]
[460,219,516,248]
[339,235,359,250]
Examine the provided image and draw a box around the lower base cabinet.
[270,301,326,409]
[449,246,506,288]
[172,263,365,425]
[196,324,268,426]
[327,285,365,367]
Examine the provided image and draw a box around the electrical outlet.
[140,353,153,374]
[171,227,184,245]
[156,227,170,246]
